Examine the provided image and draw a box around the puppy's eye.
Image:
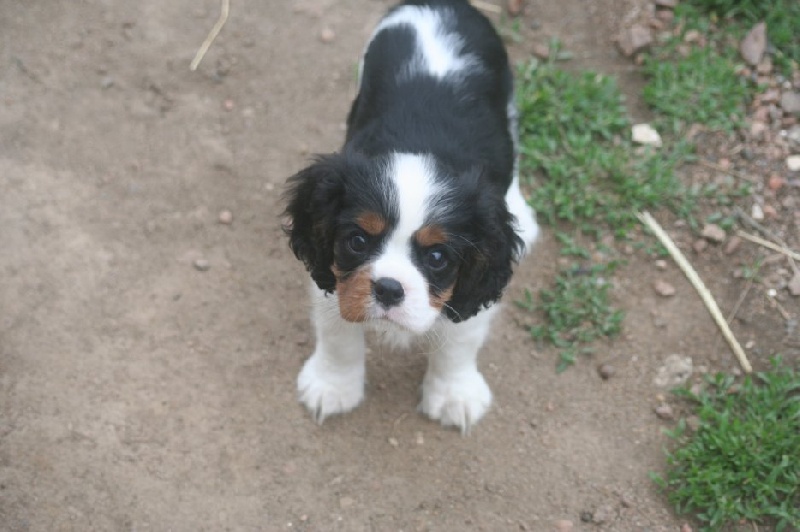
[426,249,448,272]
[347,233,368,254]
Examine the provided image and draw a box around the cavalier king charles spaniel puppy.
[283,0,538,433]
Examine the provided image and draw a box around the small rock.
[101,76,115,89]
[740,22,766,66]
[685,415,701,432]
[756,57,773,75]
[597,364,616,380]
[632,123,662,146]
[415,432,424,445]
[655,259,668,270]
[724,235,742,255]
[763,204,777,218]
[508,0,524,16]
[654,354,693,387]
[532,43,550,60]
[319,27,336,43]
[218,209,233,224]
[700,223,726,243]
[553,520,573,532]
[654,404,674,420]
[787,155,800,172]
[388,437,399,447]
[222,99,234,111]
[592,505,613,524]
[654,280,676,297]
[580,511,593,523]
[781,91,800,115]
[692,239,708,253]
[684,29,703,44]
[681,524,693,532]
[751,203,765,220]
[789,271,800,296]
[617,25,652,57]
[767,174,785,191]
[193,258,210,271]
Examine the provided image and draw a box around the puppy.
[283,0,538,433]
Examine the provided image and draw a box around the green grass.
[652,362,800,531]
[516,61,691,235]
[686,0,800,72]
[516,260,624,373]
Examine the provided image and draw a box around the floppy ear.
[444,178,524,322]
[282,155,346,292]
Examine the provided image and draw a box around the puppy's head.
[284,152,522,332]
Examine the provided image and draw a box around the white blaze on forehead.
[364,6,478,81]
[370,152,441,333]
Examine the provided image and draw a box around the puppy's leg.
[298,285,366,423]
[419,306,498,434]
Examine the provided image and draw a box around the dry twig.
[637,211,752,374]
[735,230,800,263]
[470,0,502,14]
[190,0,230,71]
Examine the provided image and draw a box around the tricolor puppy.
[283,0,538,433]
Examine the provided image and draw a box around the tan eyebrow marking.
[414,224,448,247]
[356,212,387,236]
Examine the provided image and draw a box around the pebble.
[655,259,668,270]
[751,203,765,220]
[597,364,616,380]
[692,239,708,253]
[724,235,742,255]
[532,43,550,60]
[415,432,424,445]
[222,99,234,111]
[767,174,785,191]
[632,123,662,146]
[740,22,766,66]
[685,415,701,432]
[781,91,800,115]
[592,505,613,524]
[654,280,676,297]
[700,223,726,243]
[681,524,694,532]
[654,354,693,387]
[193,258,210,271]
[787,155,800,172]
[101,76,115,89]
[507,0,523,16]
[218,209,233,224]
[553,520,573,532]
[388,437,399,447]
[319,27,336,43]
[654,404,674,420]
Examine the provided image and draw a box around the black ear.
[445,177,524,322]
[282,155,346,292]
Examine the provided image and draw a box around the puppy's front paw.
[297,353,365,424]
[419,370,492,434]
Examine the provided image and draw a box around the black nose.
[373,277,405,308]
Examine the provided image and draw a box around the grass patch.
[686,0,800,72]
[652,362,800,530]
[642,44,749,133]
[516,60,692,235]
[516,260,624,373]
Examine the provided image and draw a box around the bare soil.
[1,1,797,531]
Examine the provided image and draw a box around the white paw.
[297,353,365,423]
[419,370,492,434]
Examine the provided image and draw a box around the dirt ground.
[1,1,797,531]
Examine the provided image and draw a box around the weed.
[652,361,800,530]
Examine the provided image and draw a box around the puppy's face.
[284,151,521,332]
